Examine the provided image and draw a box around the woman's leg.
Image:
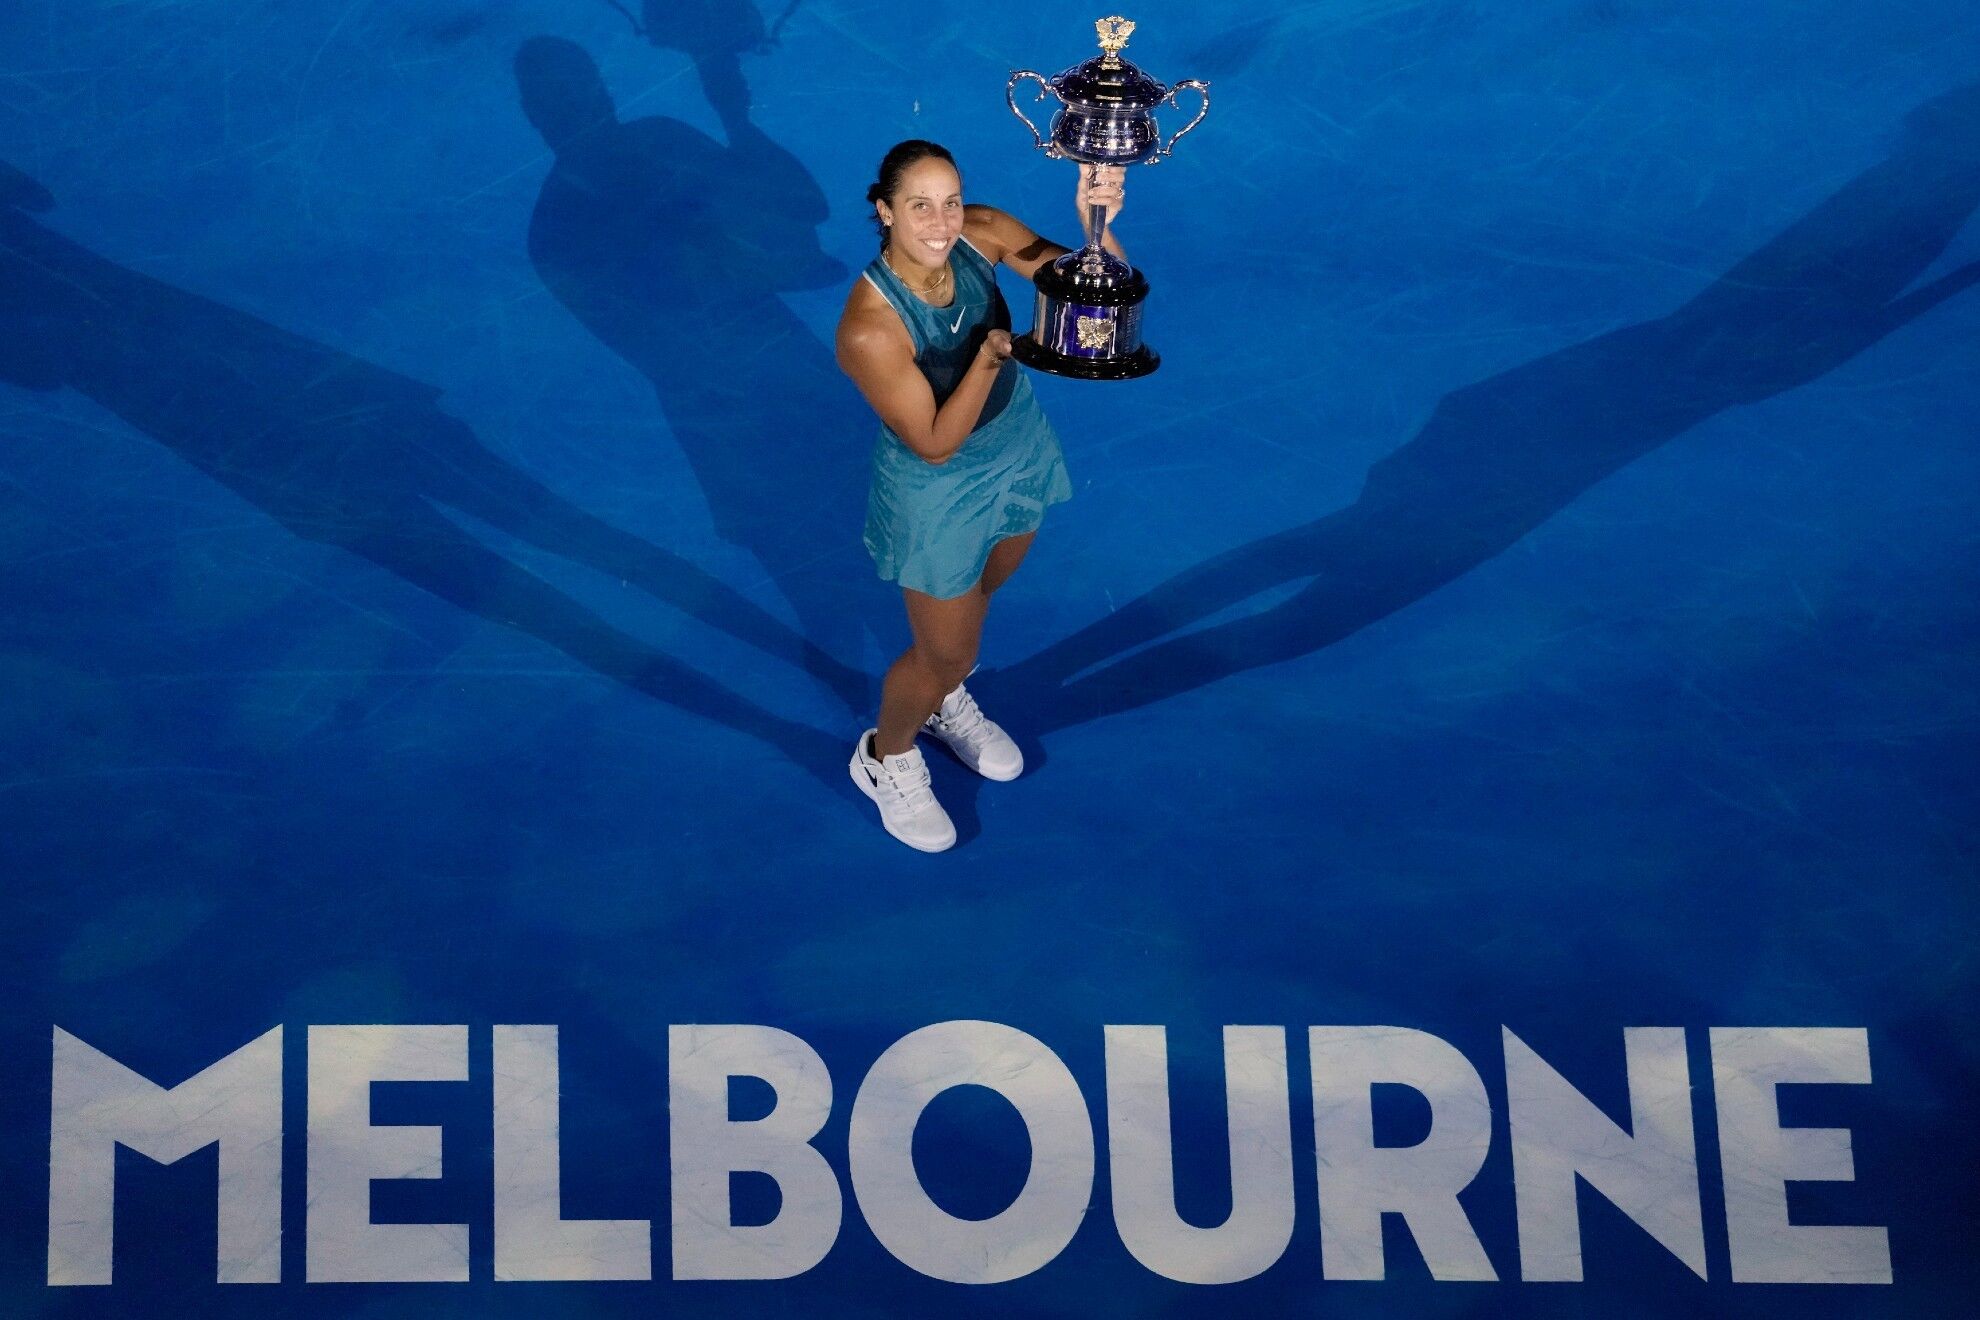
[873,585,986,755]
[979,530,1036,597]
[872,531,1041,756]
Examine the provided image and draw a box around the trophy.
[1006,16,1209,380]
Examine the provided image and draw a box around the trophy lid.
[1051,16,1168,108]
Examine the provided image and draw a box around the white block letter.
[493,1025,651,1281]
[306,1025,469,1283]
[1106,1026,1294,1283]
[1309,1026,1497,1281]
[849,1020,1093,1283]
[668,1024,839,1279]
[48,1026,283,1286]
[1505,1027,1706,1280]
[1711,1027,1890,1284]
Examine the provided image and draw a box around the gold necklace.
[885,246,952,298]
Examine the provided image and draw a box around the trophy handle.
[1007,70,1062,158]
[1156,79,1211,159]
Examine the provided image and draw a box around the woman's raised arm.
[964,167,1126,280]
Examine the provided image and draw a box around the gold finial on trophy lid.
[1096,16,1136,67]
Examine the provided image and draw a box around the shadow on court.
[1002,81,1980,731]
[0,159,845,777]
[516,26,887,707]
[627,0,788,138]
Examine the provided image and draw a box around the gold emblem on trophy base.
[1076,315,1117,350]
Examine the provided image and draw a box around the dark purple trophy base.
[1011,334,1160,379]
[1012,252,1161,381]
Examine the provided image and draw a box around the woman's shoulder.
[963,205,1026,261]
[838,268,890,323]
[836,275,912,361]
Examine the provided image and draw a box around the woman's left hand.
[1076,164,1125,234]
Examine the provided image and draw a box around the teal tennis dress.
[862,236,1072,599]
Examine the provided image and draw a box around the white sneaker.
[922,683,1023,782]
[849,730,957,853]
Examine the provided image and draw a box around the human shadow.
[515,32,885,712]
[1002,81,1980,730]
[633,0,779,139]
[0,160,845,776]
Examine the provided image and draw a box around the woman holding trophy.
[836,139,1124,852]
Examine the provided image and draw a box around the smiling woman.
[834,139,1123,853]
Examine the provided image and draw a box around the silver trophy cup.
[1006,16,1209,379]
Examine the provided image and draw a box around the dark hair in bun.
[865,139,958,250]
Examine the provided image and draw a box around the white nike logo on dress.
[950,305,966,333]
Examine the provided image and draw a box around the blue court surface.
[3,1,1977,1315]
